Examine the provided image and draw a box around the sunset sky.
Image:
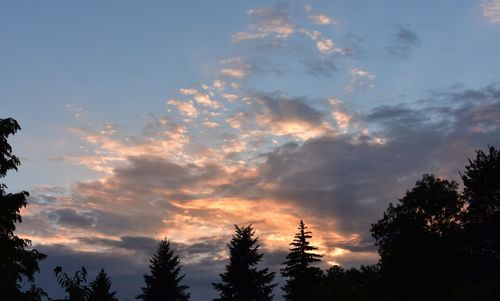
[2,1,500,300]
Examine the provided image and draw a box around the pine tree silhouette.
[0,118,46,299]
[137,239,190,301]
[213,224,276,301]
[281,220,322,301]
[88,269,118,301]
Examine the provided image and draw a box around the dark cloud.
[256,85,500,237]
[386,25,420,59]
[258,95,324,124]
[47,208,96,228]
[304,58,338,77]
[228,94,326,133]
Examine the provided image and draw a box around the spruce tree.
[137,239,190,301]
[88,269,118,301]
[213,225,276,301]
[281,220,322,301]
[0,118,46,299]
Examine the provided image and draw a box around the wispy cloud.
[345,68,376,92]
[386,25,420,59]
[483,0,500,23]
[232,6,295,42]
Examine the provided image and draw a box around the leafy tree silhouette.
[458,146,500,298]
[137,238,190,301]
[88,269,118,301]
[54,266,90,301]
[281,220,322,301]
[213,225,276,301]
[310,264,384,300]
[371,174,463,300]
[0,118,46,299]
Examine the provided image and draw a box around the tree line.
[1,117,499,300]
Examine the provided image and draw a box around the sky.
[2,0,500,300]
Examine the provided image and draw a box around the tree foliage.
[371,174,463,299]
[137,239,190,301]
[88,269,118,301]
[310,265,383,301]
[281,220,322,301]
[213,225,276,301]
[0,118,46,299]
[54,266,90,301]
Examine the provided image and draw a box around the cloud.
[310,14,335,25]
[299,29,345,54]
[167,99,199,117]
[218,57,252,80]
[386,25,420,59]
[232,5,295,43]
[483,0,500,23]
[345,68,375,92]
[67,120,190,173]
[226,94,331,140]
[303,58,337,77]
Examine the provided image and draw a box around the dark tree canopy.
[54,266,90,301]
[310,265,384,301]
[371,174,463,300]
[213,225,276,301]
[0,118,46,299]
[137,239,190,301]
[88,269,118,301]
[458,146,500,297]
[281,220,322,301]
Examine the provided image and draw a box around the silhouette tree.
[213,225,276,301]
[0,118,46,299]
[310,264,384,301]
[137,239,190,301]
[88,269,118,301]
[281,220,322,301]
[371,174,463,300]
[458,146,500,298]
[54,266,89,301]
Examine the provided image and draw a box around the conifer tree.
[281,220,322,301]
[0,118,46,299]
[213,225,276,301]
[88,269,118,301]
[137,239,190,301]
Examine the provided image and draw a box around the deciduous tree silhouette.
[88,269,118,301]
[137,239,190,301]
[458,146,500,298]
[213,225,276,301]
[371,174,463,300]
[0,118,46,299]
[54,266,89,301]
[310,265,384,300]
[281,220,322,301]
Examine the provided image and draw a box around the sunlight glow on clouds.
[10,2,500,299]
